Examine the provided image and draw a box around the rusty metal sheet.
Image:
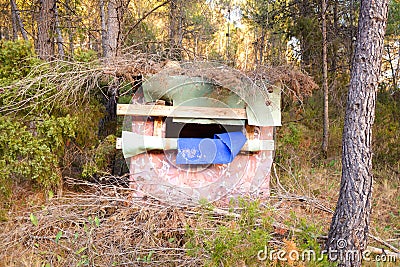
[126,113,273,205]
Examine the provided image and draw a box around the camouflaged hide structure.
[121,72,280,205]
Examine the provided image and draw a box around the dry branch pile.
[1,176,399,266]
[249,65,319,102]
[0,178,288,266]
[0,53,318,115]
[0,179,201,266]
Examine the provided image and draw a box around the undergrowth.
[0,41,115,220]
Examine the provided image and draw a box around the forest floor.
[0,159,399,267]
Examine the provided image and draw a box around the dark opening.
[165,117,244,138]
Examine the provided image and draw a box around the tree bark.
[37,0,55,61]
[54,2,64,59]
[326,0,389,266]
[397,44,400,90]
[99,0,124,138]
[105,0,119,57]
[169,0,177,55]
[259,27,266,66]
[10,0,28,40]
[321,0,329,156]
[11,0,18,40]
[100,0,108,57]
[65,0,74,56]
[168,0,183,59]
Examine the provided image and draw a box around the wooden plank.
[116,137,274,152]
[117,104,247,120]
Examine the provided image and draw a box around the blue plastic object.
[176,132,247,164]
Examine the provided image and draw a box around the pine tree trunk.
[37,0,55,60]
[10,0,28,40]
[321,0,329,156]
[65,0,74,56]
[168,0,182,59]
[11,0,18,40]
[67,25,74,57]
[54,2,64,59]
[326,0,389,266]
[259,27,266,66]
[169,0,177,56]
[100,0,108,57]
[106,0,118,57]
[99,0,122,137]
[396,46,400,88]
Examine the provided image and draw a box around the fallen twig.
[368,234,400,254]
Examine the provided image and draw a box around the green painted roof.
[142,75,281,126]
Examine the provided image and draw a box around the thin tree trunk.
[394,39,400,91]
[37,0,55,61]
[106,0,118,57]
[32,2,37,44]
[99,0,121,139]
[321,0,329,156]
[332,0,338,70]
[326,0,389,266]
[168,0,182,59]
[169,0,177,57]
[65,0,74,56]
[10,0,28,40]
[11,0,18,40]
[259,27,265,66]
[330,0,340,109]
[67,24,74,56]
[54,2,64,59]
[253,29,259,66]
[100,0,107,57]
[385,45,397,92]
[226,9,230,60]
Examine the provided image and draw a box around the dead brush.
[0,176,304,266]
[0,178,203,266]
[1,176,398,266]
[0,53,318,116]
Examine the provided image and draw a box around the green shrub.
[0,117,60,198]
[0,40,41,84]
[0,113,85,211]
[82,135,117,178]
[185,199,273,266]
[296,219,332,266]
[73,48,98,62]
[281,122,302,147]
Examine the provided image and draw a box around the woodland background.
[0,0,399,266]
